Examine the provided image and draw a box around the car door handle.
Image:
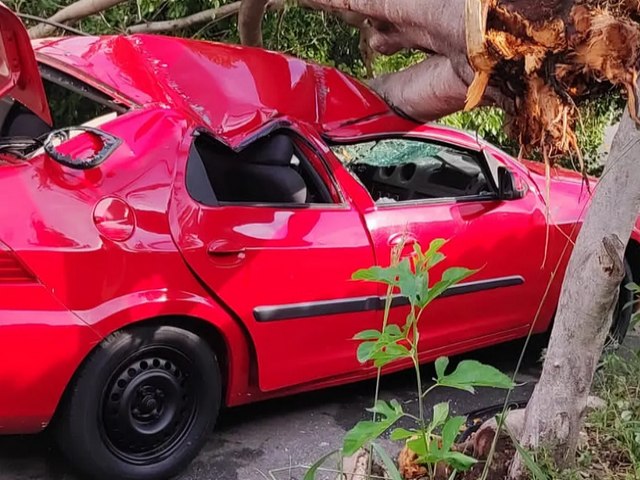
[387,233,418,247]
[207,240,246,258]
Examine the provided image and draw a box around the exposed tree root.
[235,0,640,171]
[469,0,640,165]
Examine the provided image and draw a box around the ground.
[0,338,552,480]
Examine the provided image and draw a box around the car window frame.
[185,126,346,210]
[328,134,500,209]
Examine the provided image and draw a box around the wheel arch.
[50,294,258,429]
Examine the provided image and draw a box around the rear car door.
[329,134,549,357]
[170,127,379,392]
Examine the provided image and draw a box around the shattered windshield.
[331,139,444,167]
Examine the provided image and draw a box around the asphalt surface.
[0,336,555,480]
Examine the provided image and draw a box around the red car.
[0,4,638,479]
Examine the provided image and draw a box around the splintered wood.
[465,0,640,166]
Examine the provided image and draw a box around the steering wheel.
[464,173,487,196]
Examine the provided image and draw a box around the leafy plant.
[308,238,514,479]
[625,282,640,330]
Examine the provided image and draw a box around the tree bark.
[239,0,271,46]
[510,96,640,477]
[28,0,126,39]
[127,2,242,34]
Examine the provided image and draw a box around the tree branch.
[239,0,271,46]
[127,2,242,34]
[18,13,91,37]
[302,0,468,55]
[28,0,126,39]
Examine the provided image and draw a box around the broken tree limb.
[127,2,242,34]
[28,0,126,39]
[17,13,91,37]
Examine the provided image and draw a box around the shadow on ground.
[0,338,545,480]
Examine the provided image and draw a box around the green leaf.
[435,356,450,380]
[625,282,640,293]
[442,267,477,285]
[303,450,339,480]
[424,267,478,306]
[368,399,403,417]
[431,402,450,429]
[352,265,401,286]
[436,360,515,393]
[440,451,478,471]
[407,436,429,458]
[507,429,549,480]
[357,341,376,363]
[370,342,411,367]
[390,428,417,441]
[424,238,447,268]
[396,259,421,304]
[371,443,403,480]
[440,416,466,452]
[353,329,381,341]
[383,324,403,338]
[343,401,404,456]
[427,252,446,269]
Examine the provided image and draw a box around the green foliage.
[17,0,622,173]
[302,450,339,480]
[342,400,404,456]
[532,353,640,480]
[303,238,513,478]
[442,107,517,155]
[625,282,640,329]
[434,357,515,393]
[371,442,403,480]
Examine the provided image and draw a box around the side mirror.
[497,166,524,200]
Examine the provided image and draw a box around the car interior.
[0,65,124,160]
[187,131,333,206]
[331,139,495,203]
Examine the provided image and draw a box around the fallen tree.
[239,0,640,168]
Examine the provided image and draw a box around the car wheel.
[56,325,221,480]
[606,261,634,349]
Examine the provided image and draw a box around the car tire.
[55,325,221,480]
[607,260,635,349]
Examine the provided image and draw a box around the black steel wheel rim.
[99,346,199,465]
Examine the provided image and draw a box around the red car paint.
[0,5,638,435]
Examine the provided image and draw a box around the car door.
[170,126,379,392]
[329,135,550,356]
[0,4,51,125]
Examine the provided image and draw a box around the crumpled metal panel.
[33,35,389,145]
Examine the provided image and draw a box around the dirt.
[457,437,516,480]
[397,436,517,480]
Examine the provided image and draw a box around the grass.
[537,348,640,479]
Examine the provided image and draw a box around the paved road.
[0,340,546,480]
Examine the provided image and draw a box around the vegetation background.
[11,0,626,174]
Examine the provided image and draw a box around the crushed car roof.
[32,35,391,144]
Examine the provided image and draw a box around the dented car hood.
[32,35,390,146]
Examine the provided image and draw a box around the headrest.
[241,134,294,166]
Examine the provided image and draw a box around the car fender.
[71,288,255,407]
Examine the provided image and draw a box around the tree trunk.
[510,98,640,477]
